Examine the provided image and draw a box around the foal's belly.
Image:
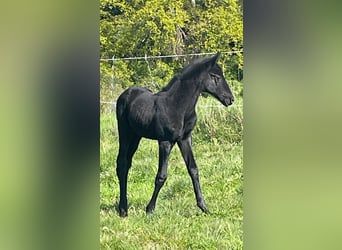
[128,104,183,141]
[127,91,196,142]
[128,113,183,142]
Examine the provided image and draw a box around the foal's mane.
[160,56,213,92]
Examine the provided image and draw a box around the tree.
[100,0,243,97]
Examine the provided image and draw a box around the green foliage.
[100,3,243,246]
[100,0,243,103]
[195,95,243,144]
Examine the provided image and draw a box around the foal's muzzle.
[222,95,234,106]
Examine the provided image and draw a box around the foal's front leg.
[177,136,209,214]
[146,141,174,214]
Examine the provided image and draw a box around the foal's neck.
[165,78,202,113]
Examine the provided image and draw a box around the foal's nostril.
[229,96,234,104]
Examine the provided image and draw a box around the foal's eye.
[210,73,220,84]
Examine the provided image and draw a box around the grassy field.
[100,96,243,249]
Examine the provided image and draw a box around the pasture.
[100,95,243,249]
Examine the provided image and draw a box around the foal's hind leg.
[116,132,141,217]
[146,141,174,214]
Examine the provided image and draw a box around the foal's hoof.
[119,209,128,217]
[198,204,210,215]
[146,205,155,215]
[202,208,210,215]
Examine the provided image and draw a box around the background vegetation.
[100,102,243,249]
[100,0,243,248]
[100,0,243,106]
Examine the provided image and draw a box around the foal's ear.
[213,52,221,62]
[210,52,221,66]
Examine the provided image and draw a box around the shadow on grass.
[100,202,118,213]
[100,201,148,217]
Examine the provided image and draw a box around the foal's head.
[202,52,234,106]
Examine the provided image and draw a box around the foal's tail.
[116,87,151,121]
[116,91,128,121]
[116,89,133,142]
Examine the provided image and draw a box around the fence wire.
[100,51,243,113]
[100,50,243,61]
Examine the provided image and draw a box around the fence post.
[111,55,115,101]
[145,54,155,88]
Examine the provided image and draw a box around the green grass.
[100,96,243,249]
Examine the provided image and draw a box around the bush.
[194,95,243,144]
